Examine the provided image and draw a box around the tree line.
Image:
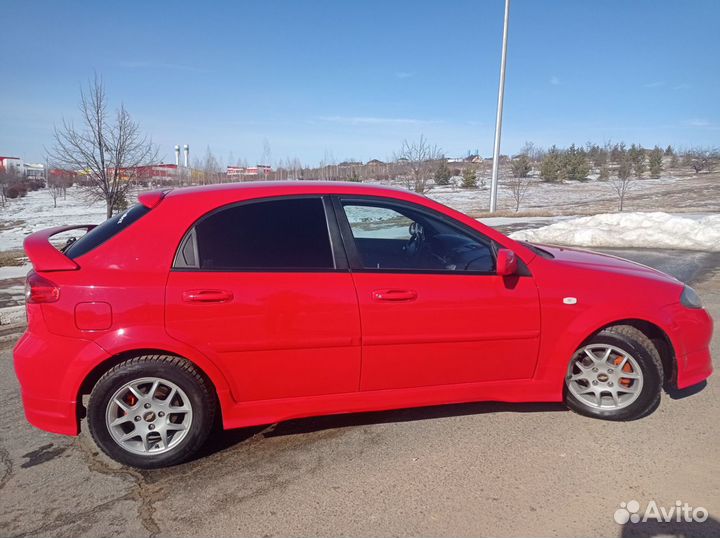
[3,76,718,217]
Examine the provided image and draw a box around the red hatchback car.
[14,182,713,468]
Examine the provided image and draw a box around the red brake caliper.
[125,393,138,413]
[614,356,633,386]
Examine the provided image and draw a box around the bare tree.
[505,176,532,212]
[201,146,221,184]
[48,175,65,208]
[683,148,719,174]
[48,75,157,218]
[609,158,633,211]
[510,154,532,178]
[0,169,16,206]
[395,135,442,194]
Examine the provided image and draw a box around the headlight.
[681,285,703,309]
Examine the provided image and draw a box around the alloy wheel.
[105,377,193,455]
[566,344,644,410]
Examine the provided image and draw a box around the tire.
[87,354,216,469]
[564,325,663,421]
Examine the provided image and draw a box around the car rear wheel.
[564,326,663,421]
[87,354,215,468]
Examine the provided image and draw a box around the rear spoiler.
[23,225,96,272]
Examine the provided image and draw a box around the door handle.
[182,289,234,303]
[372,289,418,302]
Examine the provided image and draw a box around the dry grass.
[0,250,26,267]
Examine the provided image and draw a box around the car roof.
[164,181,419,200]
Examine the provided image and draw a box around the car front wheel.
[564,325,664,421]
[87,354,215,468]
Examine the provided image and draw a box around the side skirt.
[221,379,563,430]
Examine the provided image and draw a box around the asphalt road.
[0,249,718,538]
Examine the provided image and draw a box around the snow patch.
[0,264,31,279]
[510,212,720,252]
[0,305,25,327]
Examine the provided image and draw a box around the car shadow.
[195,400,568,460]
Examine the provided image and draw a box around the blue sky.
[1,0,718,166]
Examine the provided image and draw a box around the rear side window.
[65,204,150,259]
[192,198,334,270]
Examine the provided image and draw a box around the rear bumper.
[13,326,109,436]
[20,392,79,435]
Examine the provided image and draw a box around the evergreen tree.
[598,164,610,180]
[540,146,563,182]
[511,154,532,178]
[664,145,674,156]
[434,161,451,185]
[461,166,477,188]
[610,142,626,164]
[560,144,590,181]
[628,144,645,177]
[633,158,646,178]
[648,146,663,178]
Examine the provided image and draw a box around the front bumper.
[13,325,110,436]
[665,304,714,389]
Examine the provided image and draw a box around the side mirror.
[496,248,518,276]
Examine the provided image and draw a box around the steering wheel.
[405,221,425,258]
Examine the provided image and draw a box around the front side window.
[341,201,495,273]
[193,197,334,270]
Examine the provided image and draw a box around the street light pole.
[489,0,510,213]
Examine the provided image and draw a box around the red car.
[14,182,713,468]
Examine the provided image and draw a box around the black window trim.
[171,194,348,273]
[331,195,531,277]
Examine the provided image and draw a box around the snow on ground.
[0,305,24,327]
[0,264,31,279]
[510,212,720,252]
[0,186,107,252]
[427,172,720,216]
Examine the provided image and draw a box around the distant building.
[118,164,180,182]
[0,157,46,180]
[0,156,23,175]
[226,165,272,179]
[24,163,45,180]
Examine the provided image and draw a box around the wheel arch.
[582,318,677,388]
[536,311,679,394]
[76,347,233,426]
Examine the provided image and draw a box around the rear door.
[334,197,541,391]
[165,196,362,402]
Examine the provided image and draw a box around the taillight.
[25,271,60,304]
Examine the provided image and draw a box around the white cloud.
[686,118,710,127]
[395,71,414,79]
[643,81,665,88]
[549,76,561,85]
[673,83,691,90]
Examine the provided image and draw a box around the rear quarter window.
[191,197,334,270]
[64,204,150,259]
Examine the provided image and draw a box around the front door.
[335,197,541,391]
[165,197,361,401]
